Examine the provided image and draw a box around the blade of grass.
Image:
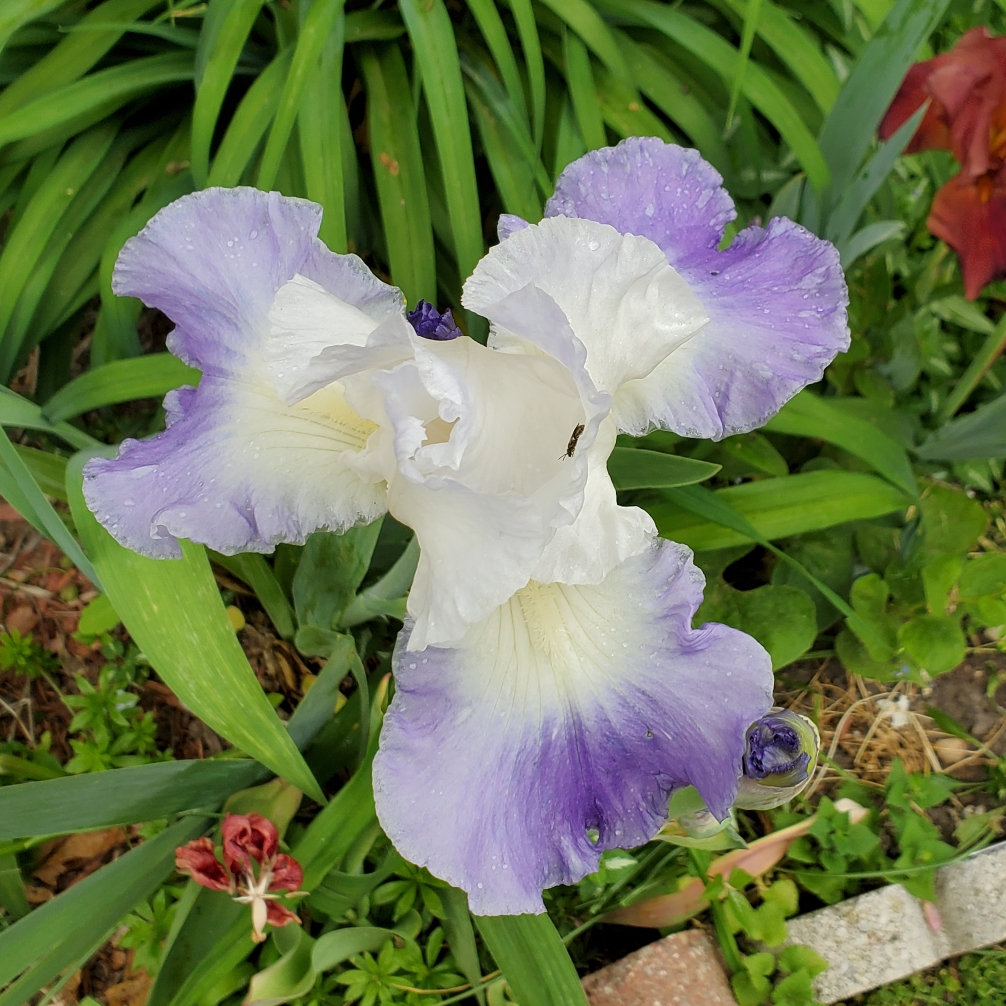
[615,34,731,178]
[839,219,904,267]
[475,915,588,1006]
[725,0,762,130]
[0,0,163,118]
[31,132,169,343]
[0,123,118,381]
[0,386,99,451]
[12,446,67,502]
[721,0,840,113]
[0,51,195,149]
[258,0,345,192]
[460,47,550,197]
[763,389,919,500]
[507,0,545,151]
[595,64,674,142]
[0,0,64,56]
[298,5,347,251]
[0,854,28,922]
[0,760,265,839]
[538,0,634,88]
[608,448,721,489]
[42,354,199,422]
[663,481,896,658]
[563,27,606,150]
[605,0,830,191]
[207,46,292,187]
[465,81,543,221]
[463,0,528,127]
[0,424,101,587]
[210,551,296,640]
[398,0,483,292]
[190,0,264,187]
[66,453,325,804]
[937,313,1006,422]
[650,470,908,550]
[345,8,405,42]
[815,0,950,217]
[4,135,134,373]
[91,116,193,365]
[0,817,208,1004]
[358,42,436,306]
[825,101,927,246]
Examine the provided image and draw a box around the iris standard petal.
[462,215,708,394]
[84,188,403,557]
[369,329,610,649]
[372,538,773,915]
[545,138,850,439]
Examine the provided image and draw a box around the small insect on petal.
[559,423,585,460]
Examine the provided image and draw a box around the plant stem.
[688,849,743,973]
[938,313,1006,422]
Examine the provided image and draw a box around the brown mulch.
[0,507,244,1005]
[778,653,1006,842]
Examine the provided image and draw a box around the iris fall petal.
[84,187,403,557]
[373,538,773,915]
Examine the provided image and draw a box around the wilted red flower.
[880,28,1006,298]
[175,813,304,942]
[175,836,232,892]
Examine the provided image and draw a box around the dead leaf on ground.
[34,827,128,887]
[104,967,153,1006]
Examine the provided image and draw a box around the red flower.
[222,812,280,876]
[930,164,1006,299]
[175,813,304,942]
[175,836,232,892]
[880,28,1006,298]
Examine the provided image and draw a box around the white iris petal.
[263,216,703,647]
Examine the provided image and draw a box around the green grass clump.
[862,950,1006,1006]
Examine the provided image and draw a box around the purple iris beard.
[407,300,461,340]
[743,716,809,780]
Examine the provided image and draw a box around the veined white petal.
[374,539,774,915]
[462,216,708,393]
[266,274,382,403]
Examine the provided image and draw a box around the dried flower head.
[175,813,304,942]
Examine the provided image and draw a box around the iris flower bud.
[406,299,461,340]
[734,708,820,810]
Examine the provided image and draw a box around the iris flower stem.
[687,850,743,974]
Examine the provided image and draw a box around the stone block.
[581,929,737,1006]
[784,883,951,1003]
[935,840,1006,953]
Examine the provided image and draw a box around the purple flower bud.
[734,708,819,810]
[407,300,461,340]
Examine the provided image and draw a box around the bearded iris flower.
[85,139,848,917]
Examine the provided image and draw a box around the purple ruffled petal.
[546,139,735,270]
[373,538,773,915]
[113,187,401,374]
[545,138,849,439]
[85,187,401,557]
[83,378,387,558]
